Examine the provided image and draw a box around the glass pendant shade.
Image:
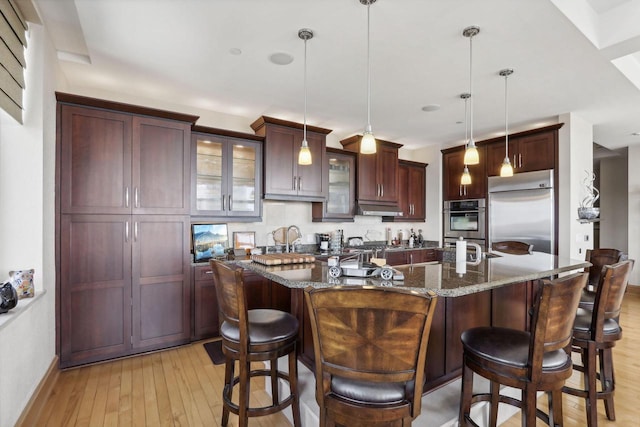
[298,140,312,165]
[461,166,472,185]
[463,142,479,165]
[500,157,513,177]
[361,127,376,154]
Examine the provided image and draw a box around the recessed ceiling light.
[229,48,242,55]
[632,132,640,136]
[421,104,440,112]
[269,52,294,65]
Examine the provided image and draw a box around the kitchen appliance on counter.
[315,233,331,251]
[443,199,485,248]
[488,169,555,254]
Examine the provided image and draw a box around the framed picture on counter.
[192,223,228,262]
[233,231,256,250]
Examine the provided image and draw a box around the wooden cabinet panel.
[59,105,132,214]
[252,117,329,202]
[133,117,191,214]
[385,160,427,222]
[445,292,491,373]
[424,297,445,383]
[132,215,191,350]
[341,136,402,206]
[59,215,133,368]
[193,265,218,340]
[442,146,486,200]
[486,131,556,176]
[491,280,535,331]
[243,271,272,310]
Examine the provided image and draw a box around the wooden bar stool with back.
[209,260,301,427]
[458,272,587,427]
[304,285,438,427]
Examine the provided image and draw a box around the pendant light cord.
[469,34,474,143]
[504,73,508,158]
[366,2,371,128]
[303,36,308,142]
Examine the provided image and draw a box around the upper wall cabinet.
[312,148,356,222]
[251,116,331,202]
[191,126,263,220]
[340,136,402,206]
[442,145,487,201]
[485,124,561,176]
[58,94,196,215]
[384,160,428,222]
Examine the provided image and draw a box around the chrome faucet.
[286,225,301,253]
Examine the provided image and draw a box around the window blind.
[0,0,26,124]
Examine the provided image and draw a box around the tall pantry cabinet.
[56,93,198,368]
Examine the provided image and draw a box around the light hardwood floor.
[29,290,640,426]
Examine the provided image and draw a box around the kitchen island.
[237,251,589,392]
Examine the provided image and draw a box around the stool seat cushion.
[580,289,596,305]
[330,376,416,405]
[221,309,299,344]
[572,308,620,336]
[461,327,569,370]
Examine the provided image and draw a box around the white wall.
[558,113,594,260]
[599,154,628,251]
[628,145,640,285]
[0,23,58,427]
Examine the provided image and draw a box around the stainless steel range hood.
[358,204,403,217]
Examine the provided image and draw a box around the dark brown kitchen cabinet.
[442,145,486,200]
[58,101,193,215]
[340,136,403,206]
[251,116,331,202]
[491,280,536,332]
[59,214,191,368]
[56,93,198,368]
[485,125,559,176]
[384,160,427,222]
[385,248,437,266]
[312,148,356,222]
[191,126,263,220]
[445,292,491,373]
[192,264,219,340]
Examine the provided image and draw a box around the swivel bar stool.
[210,260,301,427]
[459,272,587,427]
[563,260,633,427]
[579,248,624,310]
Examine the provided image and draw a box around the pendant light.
[460,93,472,185]
[462,26,480,165]
[499,68,514,177]
[297,28,313,165]
[360,0,377,154]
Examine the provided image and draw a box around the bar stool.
[304,285,438,427]
[210,260,301,427]
[579,248,624,310]
[459,272,587,427]
[491,241,533,255]
[563,260,633,427]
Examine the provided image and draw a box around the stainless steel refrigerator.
[488,169,555,254]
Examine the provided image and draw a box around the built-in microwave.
[443,199,486,243]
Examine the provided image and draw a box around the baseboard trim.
[627,284,640,296]
[15,355,60,427]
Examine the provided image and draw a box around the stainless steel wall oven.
[443,199,486,246]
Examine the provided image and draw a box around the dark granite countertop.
[235,251,590,297]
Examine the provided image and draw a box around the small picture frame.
[233,231,256,250]
[192,223,229,262]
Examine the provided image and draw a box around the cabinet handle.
[205,271,213,275]
[125,187,129,208]
[125,221,129,242]
[134,222,138,241]
[381,184,384,198]
[134,187,139,208]
[459,185,462,197]
[292,176,297,191]
[519,153,522,168]
[298,176,302,191]
[513,154,517,169]
[222,194,226,211]
[229,195,233,211]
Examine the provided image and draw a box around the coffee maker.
[315,233,330,252]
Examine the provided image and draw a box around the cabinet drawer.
[194,264,213,281]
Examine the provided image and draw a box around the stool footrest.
[223,369,296,417]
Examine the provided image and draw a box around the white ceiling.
[33,0,640,151]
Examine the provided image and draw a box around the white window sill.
[0,289,46,332]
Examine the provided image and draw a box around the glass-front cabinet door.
[312,148,355,222]
[192,130,262,220]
